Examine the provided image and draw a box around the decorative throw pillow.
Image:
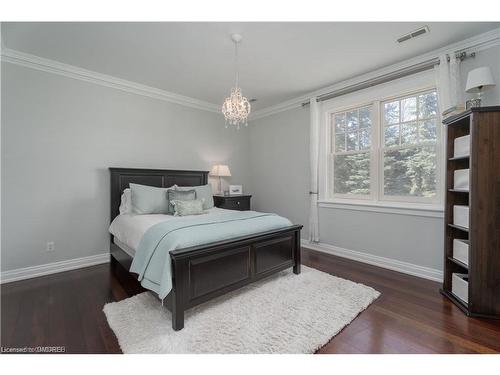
[171,199,205,216]
[129,183,174,215]
[166,189,196,215]
[176,184,214,210]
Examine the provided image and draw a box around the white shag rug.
[103,266,379,353]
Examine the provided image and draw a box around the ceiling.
[2,22,499,110]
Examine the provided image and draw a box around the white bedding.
[109,207,231,253]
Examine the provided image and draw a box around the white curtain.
[308,97,320,243]
[435,54,463,114]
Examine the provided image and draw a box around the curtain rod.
[302,51,475,106]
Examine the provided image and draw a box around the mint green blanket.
[129,210,293,299]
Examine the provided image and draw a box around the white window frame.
[377,88,442,205]
[318,70,444,216]
[327,101,375,201]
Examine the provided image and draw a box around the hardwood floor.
[1,248,499,353]
[304,250,500,353]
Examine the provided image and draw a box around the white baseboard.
[0,253,110,284]
[301,240,443,282]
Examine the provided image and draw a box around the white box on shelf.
[453,239,469,266]
[454,135,470,158]
[453,169,470,191]
[452,273,469,303]
[453,205,469,228]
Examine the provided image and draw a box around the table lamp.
[465,67,496,108]
[210,165,231,194]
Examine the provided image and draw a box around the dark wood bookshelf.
[440,106,500,319]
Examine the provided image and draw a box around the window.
[331,106,372,197]
[382,91,438,200]
[328,88,441,206]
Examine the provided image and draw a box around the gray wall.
[248,107,310,235]
[248,45,500,272]
[1,62,250,271]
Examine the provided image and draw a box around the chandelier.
[222,34,251,129]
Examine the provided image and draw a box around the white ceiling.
[2,22,499,110]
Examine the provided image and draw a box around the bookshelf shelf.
[447,256,468,270]
[447,224,469,232]
[448,189,469,193]
[448,155,470,161]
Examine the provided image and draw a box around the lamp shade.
[210,165,231,177]
[465,67,496,93]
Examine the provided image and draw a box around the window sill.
[317,199,444,218]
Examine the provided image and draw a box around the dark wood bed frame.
[109,168,303,331]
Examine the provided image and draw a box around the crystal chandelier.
[222,34,251,129]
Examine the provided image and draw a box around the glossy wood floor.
[1,249,499,353]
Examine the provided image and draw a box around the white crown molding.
[0,48,221,114]
[251,27,500,121]
[250,97,308,120]
[0,253,110,284]
[302,240,443,282]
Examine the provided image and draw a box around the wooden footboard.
[168,225,302,330]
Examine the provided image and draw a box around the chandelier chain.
[234,40,239,88]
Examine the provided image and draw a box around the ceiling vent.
[397,26,430,43]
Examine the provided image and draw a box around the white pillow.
[119,185,178,215]
[119,188,132,215]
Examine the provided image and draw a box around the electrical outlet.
[46,241,55,252]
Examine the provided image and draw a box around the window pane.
[346,131,358,151]
[419,120,437,141]
[359,129,371,150]
[359,107,371,129]
[401,97,417,122]
[384,101,400,124]
[335,113,345,133]
[401,122,418,145]
[418,92,438,119]
[346,110,358,131]
[384,146,437,198]
[385,125,399,147]
[335,133,346,152]
[334,153,370,195]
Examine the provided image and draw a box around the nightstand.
[213,194,252,211]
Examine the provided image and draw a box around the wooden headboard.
[109,168,209,222]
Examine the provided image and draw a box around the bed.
[109,168,303,331]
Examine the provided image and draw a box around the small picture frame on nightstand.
[229,185,243,195]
